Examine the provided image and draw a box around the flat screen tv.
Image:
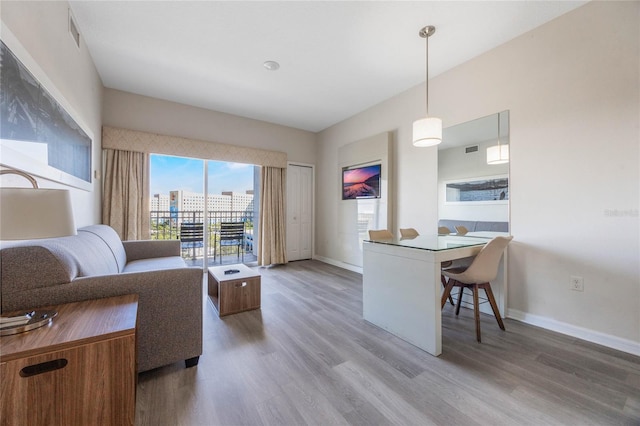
[342,164,381,200]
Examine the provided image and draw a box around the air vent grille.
[465,145,479,154]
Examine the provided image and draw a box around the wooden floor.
[136,260,640,425]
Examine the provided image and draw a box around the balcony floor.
[182,251,258,267]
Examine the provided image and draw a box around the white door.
[287,164,313,261]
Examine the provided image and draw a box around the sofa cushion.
[78,225,127,272]
[122,256,188,273]
[477,221,509,232]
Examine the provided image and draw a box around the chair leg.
[441,280,455,309]
[473,285,481,342]
[483,283,506,331]
[455,285,465,315]
[441,275,454,305]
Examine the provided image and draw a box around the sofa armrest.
[7,267,203,372]
[123,239,181,261]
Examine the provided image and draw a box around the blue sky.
[150,154,254,196]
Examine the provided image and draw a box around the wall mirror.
[437,111,510,234]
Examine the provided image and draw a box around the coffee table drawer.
[218,277,260,316]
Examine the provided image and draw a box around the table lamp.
[0,168,76,240]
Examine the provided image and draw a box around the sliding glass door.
[150,154,258,267]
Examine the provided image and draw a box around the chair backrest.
[455,225,469,235]
[454,236,513,284]
[368,229,393,240]
[438,226,451,235]
[399,228,419,238]
[180,223,204,243]
[219,222,245,242]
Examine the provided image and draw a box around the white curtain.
[102,148,150,240]
[258,166,287,266]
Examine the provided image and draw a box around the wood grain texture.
[208,267,261,316]
[1,295,137,426]
[136,260,640,425]
[1,294,138,361]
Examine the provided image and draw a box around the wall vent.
[465,145,479,154]
[68,9,80,49]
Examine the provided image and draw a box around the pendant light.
[413,25,442,147]
[486,112,509,164]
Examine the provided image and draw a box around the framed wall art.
[0,32,92,191]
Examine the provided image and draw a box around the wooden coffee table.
[207,264,261,317]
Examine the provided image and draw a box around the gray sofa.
[438,219,509,234]
[0,224,203,372]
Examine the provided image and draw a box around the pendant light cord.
[425,32,429,117]
[419,26,435,117]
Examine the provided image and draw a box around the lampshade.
[412,116,442,147]
[486,144,510,165]
[0,188,76,240]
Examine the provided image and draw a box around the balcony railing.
[150,210,255,265]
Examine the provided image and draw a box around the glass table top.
[364,234,491,251]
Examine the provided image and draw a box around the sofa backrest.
[1,225,125,301]
[78,225,127,272]
[438,219,509,233]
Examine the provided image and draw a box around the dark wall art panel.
[0,40,91,184]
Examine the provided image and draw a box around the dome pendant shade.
[486,144,509,164]
[412,116,442,147]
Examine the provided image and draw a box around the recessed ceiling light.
[263,60,280,71]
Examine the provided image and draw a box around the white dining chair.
[399,228,419,238]
[441,236,513,342]
[368,229,393,240]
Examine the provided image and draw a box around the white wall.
[1,0,104,227]
[335,132,392,269]
[316,2,639,353]
[316,86,439,263]
[102,89,316,165]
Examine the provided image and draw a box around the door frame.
[287,161,315,261]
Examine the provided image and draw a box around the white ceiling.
[69,1,586,133]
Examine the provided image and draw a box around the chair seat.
[441,265,465,275]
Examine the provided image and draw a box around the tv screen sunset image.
[342,164,381,199]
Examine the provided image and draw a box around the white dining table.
[362,234,490,356]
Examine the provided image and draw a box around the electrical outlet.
[570,276,584,291]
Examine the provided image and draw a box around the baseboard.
[507,308,640,357]
[313,255,363,274]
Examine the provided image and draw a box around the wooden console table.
[0,295,138,426]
